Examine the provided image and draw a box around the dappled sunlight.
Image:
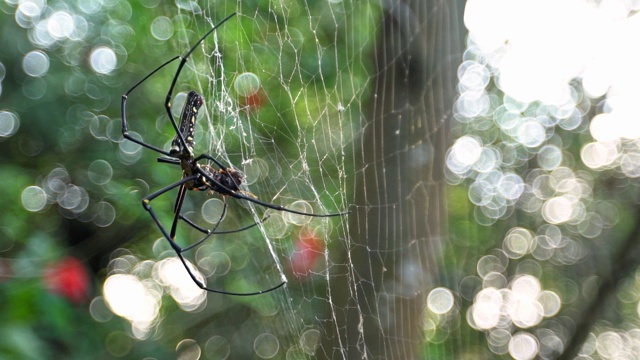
[103,274,160,339]
[101,251,209,338]
[450,1,640,357]
[153,258,207,312]
[467,273,561,358]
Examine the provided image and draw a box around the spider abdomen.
[199,165,244,194]
[170,91,203,157]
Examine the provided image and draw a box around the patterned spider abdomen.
[218,168,245,191]
[197,164,244,193]
[170,90,203,157]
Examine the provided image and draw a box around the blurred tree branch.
[560,206,640,359]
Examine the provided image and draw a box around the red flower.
[290,230,325,277]
[240,89,265,110]
[44,256,90,304]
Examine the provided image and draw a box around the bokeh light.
[21,185,47,212]
[509,332,539,360]
[0,110,20,138]
[299,329,321,355]
[151,16,174,41]
[282,200,315,225]
[22,50,49,77]
[89,46,117,74]
[254,333,279,359]
[427,287,455,315]
[469,274,561,332]
[201,198,225,224]
[176,339,201,360]
[103,273,160,338]
[47,11,75,40]
[204,336,230,359]
[450,1,640,357]
[234,72,261,97]
[153,258,207,311]
[88,159,113,185]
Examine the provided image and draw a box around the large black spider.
[120,12,348,296]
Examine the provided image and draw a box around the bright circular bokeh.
[151,16,174,41]
[22,50,49,77]
[202,198,226,224]
[89,46,117,74]
[427,287,455,315]
[0,110,20,138]
[21,185,47,212]
[88,159,113,185]
[254,333,279,359]
[176,338,201,360]
[234,72,261,97]
[283,200,315,226]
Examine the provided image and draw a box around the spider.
[120,12,348,296]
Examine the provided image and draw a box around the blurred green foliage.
[0,0,376,358]
[7,0,638,358]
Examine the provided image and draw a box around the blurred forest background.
[3,0,640,359]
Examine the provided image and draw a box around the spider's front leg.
[162,12,237,158]
[121,56,181,158]
[121,13,236,160]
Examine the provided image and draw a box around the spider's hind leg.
[179,211,271,253]
[194,165,350,218]
[142,175,199,253]
[142,175,284,296]
[169,181,266,252]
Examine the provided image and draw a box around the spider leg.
[172,250,285,296]
[177,200,226,253]
[172,183,188,221]
[121,55,181,157]
[169,182,217,250]
[228,190,349,217]
[179,213,269,237]
[169,181,269,252]
[143,175,285,296]
[194,153,230,171]
[163,13,236,157]
[143,175,198,251]
[195,165,350,217]
[180,208,272,253]
[158,157,181,165]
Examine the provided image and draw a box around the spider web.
[143,1,463,358]
[193,6,358,355]
[160,2,640,359]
